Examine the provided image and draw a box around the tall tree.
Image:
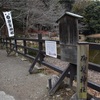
[59,0,75,11]
[0,0,65,37]
[72,0,92,15]
[0,0,27,35]
[83,1,100,33]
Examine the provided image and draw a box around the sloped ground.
[0,50,51,100]
[0,49,100,100]
[0,50,75,100]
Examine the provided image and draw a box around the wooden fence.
[0,34,100,98]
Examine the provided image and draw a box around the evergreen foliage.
[72,0,91,15]
[83,1,100,33]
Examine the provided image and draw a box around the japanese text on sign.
[45,41,57,58]
[80,55,87,95]
[3,11,14,37]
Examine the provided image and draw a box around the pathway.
[0,50,50,100]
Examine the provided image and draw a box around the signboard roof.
[56,12,83,23]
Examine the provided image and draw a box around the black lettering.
[10,31,14,34]
[9,24,12,27]
[80,87,86,92]
[6,15,10,19]
[8,19,11,23]
[80,76,87,83]
[81,66,86,73]
[10,28,13,31]
[81,55,87,62]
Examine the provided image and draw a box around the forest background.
[0,0,100,37]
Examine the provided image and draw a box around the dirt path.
[1,49,99,100]
[0,50,51,100]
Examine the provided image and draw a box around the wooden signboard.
[77,42,89,100]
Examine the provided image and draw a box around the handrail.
[0,36,100,93]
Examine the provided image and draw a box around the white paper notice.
[45,41,57,58]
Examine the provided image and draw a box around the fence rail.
[0,35,100,94]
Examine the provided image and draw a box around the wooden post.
[38,34,43,66]
[9,39,11,50]
[15,39,17,51]
[6,37,9,53]
[77,42,89,100]
[23,40,27,54]
[70,64,77,87]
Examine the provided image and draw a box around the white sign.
[3,11,14,37]
[45,41,57,58]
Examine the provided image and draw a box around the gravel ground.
[0,49,100,100]
[45,56,100,98]
[0,50,75,100]
[0,50,52,100]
